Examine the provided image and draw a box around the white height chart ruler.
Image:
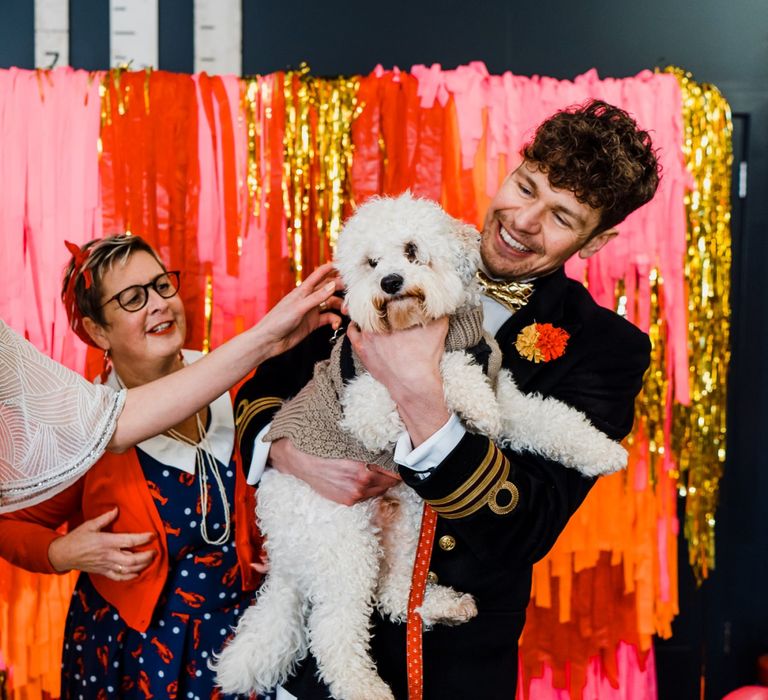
[35,0,69,68]
[110,0,158,69]
[194,0,242,76]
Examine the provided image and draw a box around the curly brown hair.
[523,99,660,234]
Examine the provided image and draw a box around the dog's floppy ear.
[453,223,482,284]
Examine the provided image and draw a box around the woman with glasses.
[0,237,340,512]
[0,233,339,699]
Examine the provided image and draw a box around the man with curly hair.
[236,99,660,699]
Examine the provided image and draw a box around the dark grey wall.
[3,0,766,85]
[1,2,767,698]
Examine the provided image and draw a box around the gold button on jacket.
[438,535,456,551]
[426,571,439,585]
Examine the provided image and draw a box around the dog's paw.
[441,351,502,439]
[212,634,263,695]
[418,586,478,627]
[495,369,628,476]
[340,373,403,449]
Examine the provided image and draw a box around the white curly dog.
[214,193,627,700]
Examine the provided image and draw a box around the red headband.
[62,240,99,348]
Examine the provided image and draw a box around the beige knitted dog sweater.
[264,305,501,472]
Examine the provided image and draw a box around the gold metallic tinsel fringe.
[282,64,360,284]
[666,66,733,583]
[243,77,265,220]
[629,267,670,489]
[203,273,213,354]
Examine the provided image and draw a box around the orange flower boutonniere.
[515,323,570,363]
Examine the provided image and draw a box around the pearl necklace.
[165,412,231,546]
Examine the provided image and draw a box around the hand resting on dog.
[268,437,401,506]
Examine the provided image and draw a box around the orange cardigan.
[0,447,261,632]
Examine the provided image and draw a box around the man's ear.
[578,228,618,259]
[82,316,110,351]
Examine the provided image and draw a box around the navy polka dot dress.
[61,447,253,699]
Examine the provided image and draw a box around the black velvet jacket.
[234,267,651,700]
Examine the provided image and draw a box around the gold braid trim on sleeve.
[235,397,284,446]
[426,443,519,519]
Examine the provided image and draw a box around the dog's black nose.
[380,274,404,295]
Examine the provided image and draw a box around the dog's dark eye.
[367,258,378,268]
[405,242,418,262]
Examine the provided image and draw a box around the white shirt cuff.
[393,413,465,475]
[246,423,273,485]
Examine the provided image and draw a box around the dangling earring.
[99,349,112,384]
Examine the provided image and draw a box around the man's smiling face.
[480,161,616,281]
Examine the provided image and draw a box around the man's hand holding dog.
[348,317,451,447]
[268,438,400,506]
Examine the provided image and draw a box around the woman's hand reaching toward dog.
[254,262,343,358]
[268,438,400,506]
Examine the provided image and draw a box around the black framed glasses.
[102,271,181,312]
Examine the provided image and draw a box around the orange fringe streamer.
[99,69,207,349]
[0,563,77,698]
